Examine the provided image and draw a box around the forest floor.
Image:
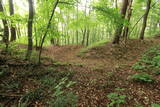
[0,38,160,107]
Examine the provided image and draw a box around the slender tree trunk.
[81,0,87,45]
[9,0,16,41]
[82,28,86,45]
[112,0,128,44]
[38,0,59,63]
[0,0,9,51]
[139,0,151,40]
[76,3,79,44]
[16,23,21,38]
[86,29,90,46]
[26,0,34,60]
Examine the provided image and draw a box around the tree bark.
[9,0,16,41]
[139,0,151,40]
[115,0,118,9]
[86,29,90,46]
[26,0,34,60]
[82,28,86,45]
[112,0,128,44]
[122,0,133,40]
[76,3,79,44]
[0,0,9,51]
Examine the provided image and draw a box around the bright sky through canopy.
[3,0,91,15]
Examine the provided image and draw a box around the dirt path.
[43,39,159,69]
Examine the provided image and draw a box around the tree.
[112,0,128,44]
[139,0,151,40]
[0,0,9,51]
[38,0,59,63]
[122,0,133,40]
[26,0,34,60]
[9,0,16,41]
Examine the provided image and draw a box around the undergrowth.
[131,45,160,82]
[107,92,126,107]
[0,64,77,106]
[0,42,40,63]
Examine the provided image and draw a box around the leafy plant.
[132,62,146,70]
[131,73,154,83]
[152,104,160,107]
[47,77,77,107]
[152,56,160,67]
[21,88,44,103]
[39,76,56,87]
[107,93,126,107]
[49,92,78,107]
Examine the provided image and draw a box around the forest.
[0,0,160,106]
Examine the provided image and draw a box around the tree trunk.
[16,23,21,38]
[76,3,79,44]
[112,0,128,44]
[82,28,86,45]
[115,0,118,9]
[0,0,9,51]
[139,0,151,40]
[122,0,133,40]
[86,29,90,46]
[9,0,16,41]
[26,0,34,60]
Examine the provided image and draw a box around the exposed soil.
[0,38,160,107]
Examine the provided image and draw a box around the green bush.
[131,73,154,83]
